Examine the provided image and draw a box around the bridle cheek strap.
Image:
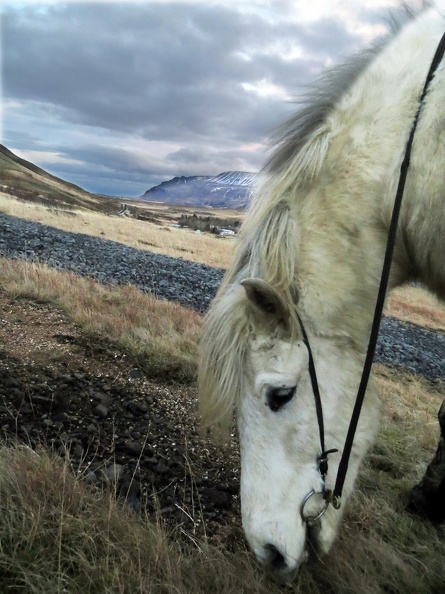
[297,313,338,479]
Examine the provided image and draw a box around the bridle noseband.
[299,31,445,525]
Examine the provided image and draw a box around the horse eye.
[267,386,296,412]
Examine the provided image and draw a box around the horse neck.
[293,188,390,349]
[294,13,445,340]
[294,118,412,343]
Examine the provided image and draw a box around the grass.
[385,284,445,331]
[1,198,445,591]
[0,371,444,593]
[0,261,443,594]
[0,444,274,594]
[0,258,202,383]
[0,147,118,214]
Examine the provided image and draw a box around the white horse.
[199,4,445,584]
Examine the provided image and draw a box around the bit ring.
[300,489,329,525]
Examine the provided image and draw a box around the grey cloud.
[2,1,392,195]
[3,4,363,137]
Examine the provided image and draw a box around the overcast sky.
[2,0,412,197]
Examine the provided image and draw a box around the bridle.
[299,31,445,526]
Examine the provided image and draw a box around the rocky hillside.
[0,144,124,214]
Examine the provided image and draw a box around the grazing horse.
[199,5,445,583]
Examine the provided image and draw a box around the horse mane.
[198,4,427,431]
[199,286,250,432]
[265,5,422,182]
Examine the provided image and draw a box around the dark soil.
[0,289,243,549]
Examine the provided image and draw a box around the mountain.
[0,144,120,214]
[140,171,258,209]
[0,144,257,212]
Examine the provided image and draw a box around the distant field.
[128,199,243,224]
[386,285,445,331]
[1,191,444,329]
[0,192,238,268]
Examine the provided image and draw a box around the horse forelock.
[198,285,251,432]
[198,167,305,435]
[198,276,301,434]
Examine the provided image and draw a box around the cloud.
[2,1,397,195]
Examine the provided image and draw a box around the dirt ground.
[0,289,244,549]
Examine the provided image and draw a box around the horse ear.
[241,278,290,323]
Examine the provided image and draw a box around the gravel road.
[0,212,443,382]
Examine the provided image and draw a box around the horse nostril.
[265,543,287,571]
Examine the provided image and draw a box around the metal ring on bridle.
[300,489,330,525]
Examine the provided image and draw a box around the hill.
[0,144,120,214]
[140,171,257,209]
[1,145,255,212]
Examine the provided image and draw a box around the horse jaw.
[237,331,380,580]
[237,380,325,580]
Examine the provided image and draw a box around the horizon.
[2,0,411,196]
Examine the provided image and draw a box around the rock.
[104,464,125,483]
[4,376,21,388]
[204,488,231,510]
[84,471,98,483]
[73,443,85,458]
[93,391,112,405]
[32,394,64,411]
[94,403,109,418]
[155,461,170,474]
[117,477,141,512]
[124,441,143,456]
[125,495,141,513]
[129,368,143,380]
[126,401,148,416]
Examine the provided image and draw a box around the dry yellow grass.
[0,192,236,268]
[375,364,444,452]
[2,192,444,331]
[0,258,202,382]
[385,284,445,331]
[0,369,444,594]
[0,444,273,594]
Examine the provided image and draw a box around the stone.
[204,488,231,510]
[104,463,125,483]
[124,441,143,456]
[94,403,109,418]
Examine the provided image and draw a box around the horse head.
[200,277,380,582]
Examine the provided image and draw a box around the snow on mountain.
[209,171,257,186]
[139,171,258,209]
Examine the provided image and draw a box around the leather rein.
[299,31,445,525]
